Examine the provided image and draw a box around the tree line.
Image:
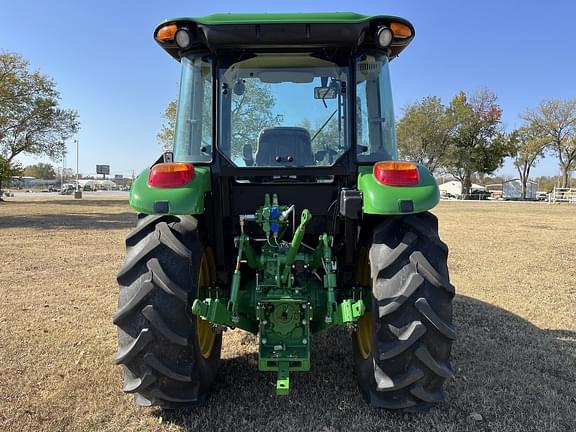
[397,90,576,198]
[7,162,74,180]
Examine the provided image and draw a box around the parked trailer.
[502,179,537,200]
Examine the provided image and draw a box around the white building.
[438,181,486,199]
[10,176,59,189]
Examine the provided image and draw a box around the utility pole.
[60,153,64,191]
[74,139,79,190]
[73,139,82,199]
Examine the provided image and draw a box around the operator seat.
[255,127,314,166]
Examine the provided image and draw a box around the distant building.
[485,184,503,200]
[438,181,486,199]
[10,176,59,189]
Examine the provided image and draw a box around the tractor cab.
[156,13,413,178]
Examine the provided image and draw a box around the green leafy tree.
[0,51,79,163]
[523,98,576,188]
[508,126,547,199]
[24,162,56,179]
[446,89,510,194]
[0,156,23,196]
[396,96,454,173]
[157,100,177,152]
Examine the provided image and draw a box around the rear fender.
[129,166,211,215]
[357,164,439,215]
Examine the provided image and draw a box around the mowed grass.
[0,196,574,432]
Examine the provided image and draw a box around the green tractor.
[114,12,455,410]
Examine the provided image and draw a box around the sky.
[1,0,575,178]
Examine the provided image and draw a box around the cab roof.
[154,12,415,60]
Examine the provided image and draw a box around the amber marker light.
[148,162,195,188]
[156,24,178,41]
[390,22,412,39]
[373,161,419,186]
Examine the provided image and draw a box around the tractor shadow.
[1,198,135,230]
[1,198,129,207]
[0,211,135,231]
[156,295,576,431]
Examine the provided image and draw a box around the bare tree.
[509,126,547,199]
[523,98,576,188]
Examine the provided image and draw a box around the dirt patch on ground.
[1,197,574,431]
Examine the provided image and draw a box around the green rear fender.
[357,164,439,215]
[129,166,211,215]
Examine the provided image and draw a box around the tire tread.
[354,212,455,410]
[114,215,220,408]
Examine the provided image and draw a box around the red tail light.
[373,161,419,186]
[148,162,195,188]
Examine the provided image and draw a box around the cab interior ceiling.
[161,19,413,60]
[222,55,344,84]
[218,49,350,69]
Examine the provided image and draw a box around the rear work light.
[373,161,419,186]
[148,162,195,188]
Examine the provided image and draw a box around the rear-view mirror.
[314,87,337,99]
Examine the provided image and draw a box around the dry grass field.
[1,196,575,432]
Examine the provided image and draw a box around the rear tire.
[113,215,221,408]
[353,212,455,410]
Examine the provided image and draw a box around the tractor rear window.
[218,54,350,167]
[173,55,213,163]
[355,53,397,162]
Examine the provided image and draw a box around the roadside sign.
[96,165,110,175]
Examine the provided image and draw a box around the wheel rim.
[197,250,216,359]
[356,312,372,359]
[355,246,372,359]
